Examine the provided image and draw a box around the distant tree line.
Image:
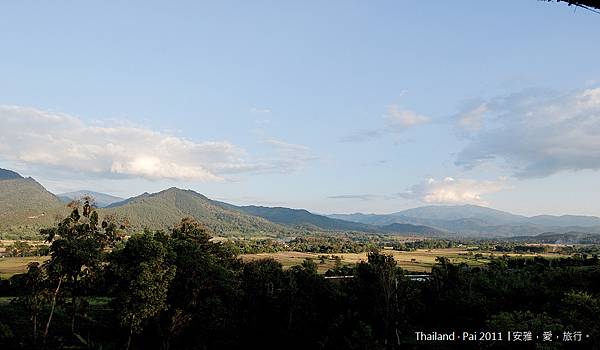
[226,235,376,254]
[0,241,49,257]
[392,239,460,251]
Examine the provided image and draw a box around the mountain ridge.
[100,187,290,236]
[213,203,447,236]
[2,167,599,239]
[0,172,67,231]
[328,205,600,237]
[0,168,23,180]
[58,190,124,208]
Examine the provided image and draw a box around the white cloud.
[400,177,509,205]
[0,105,312,181]
[340,104,430,143]
[385,104,430,131]
[262,139,317,172]
[250,107,271,114]
[455,87,600,178]
[264,139,309,152]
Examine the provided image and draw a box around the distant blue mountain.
[329,205,600,237]
[58,190,124,208]
[0,168,23,180]
[214,203,448,236]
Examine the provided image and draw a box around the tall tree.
[160,218,241,350]
[354,250,407,348]
[41,199,119,336]
[13,262,47,345]
[110,231,176,350]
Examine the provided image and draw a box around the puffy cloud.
[400,177,509,205]
[456,88,600,178]
[0,105,313,181]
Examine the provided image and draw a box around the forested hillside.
[0,173,67,238]
[101,187,289,236]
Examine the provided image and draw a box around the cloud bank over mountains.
[0,106,313,182]
[329,177,509,206]
[399,177,509,205]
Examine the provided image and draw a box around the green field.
[0,256,49,278]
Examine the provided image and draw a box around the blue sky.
[1,1,599,216]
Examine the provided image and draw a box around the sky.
[1,1,600,216]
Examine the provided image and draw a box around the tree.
[41,199,119,337]
[110,232,176,350]
[160,218,241,350]
[561,291,600,345]
[13,262,47,345]
[239,258,286,347]
[354,250,406,348]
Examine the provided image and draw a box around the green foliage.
[161,218,242,349]
[100,188,289,237]
[13,262,48,340]
[0,177,67,232]
[3,207,600,349]
[560,291,600,344]
[40,200,120,336]
[0,322,13,341]
[111,232,176,335]
[393,239,459,251]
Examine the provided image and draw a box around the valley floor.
[0,256,49,278]
[241,247,566,273]
[0,247,571,278]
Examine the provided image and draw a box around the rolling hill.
[395,205,527,225]
[3,166,599,239]
[215,203,448,236]
[329,205,600,237]
[0,168,23,180]
[509,231,600,244]
[100,188,290,237]
[0,167,445,238]
[216,204,377,231]
[0,170,67,233]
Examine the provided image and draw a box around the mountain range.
[329,205,600,237]
[213,202,446,235]
[0,168,441,238]
[1,167,600,240]
[58,190,123,208]
[0,174,67,230]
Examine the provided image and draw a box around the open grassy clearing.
[240,247,570,273]
[0,256,49,278]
